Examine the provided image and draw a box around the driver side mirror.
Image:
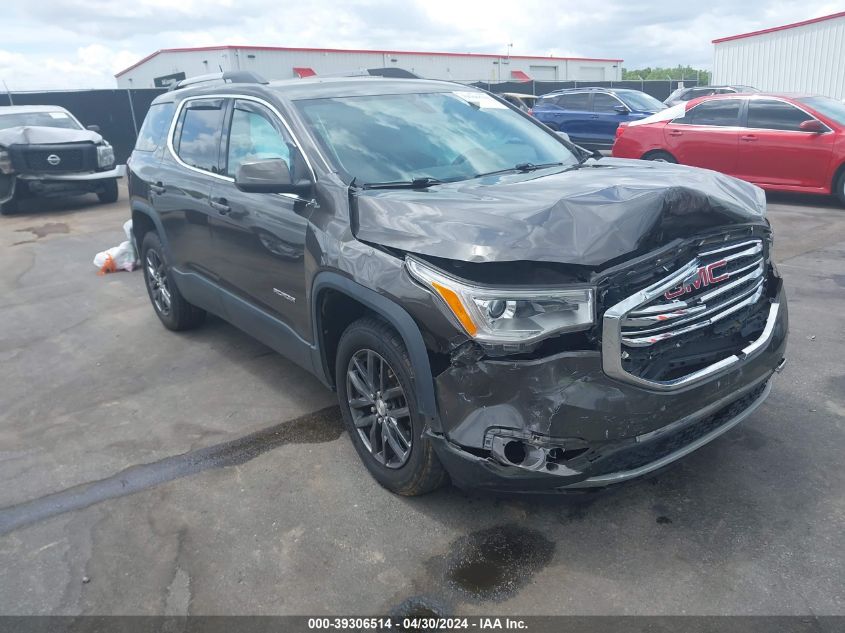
[613,105,630,115]
[235,158,313,196]
[86,124,101,133]
[799,119,826,133]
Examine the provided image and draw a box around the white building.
[713,11,845,99]
[114,45,623,89]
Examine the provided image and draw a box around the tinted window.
[175,100,225,172]
[674,99,741,126]
[593,93,623,113]
[747,99,813,131]
[687,88,715,99]
[295,91,577,185]
[557,93,591,110]
[135,102,176,152]
[226,101,292,177]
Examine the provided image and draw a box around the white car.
[0,105,123,214]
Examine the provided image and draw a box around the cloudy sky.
[2,0,842,90]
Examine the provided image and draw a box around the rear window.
[174,100,225,173]
[673,99,741,127]
[557,93,591,110]
[135,102,176,152]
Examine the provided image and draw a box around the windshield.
[798,96,845,126]
[294,90,578,184]
[0,111,82,131]
[616,91,667,112]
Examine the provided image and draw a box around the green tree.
[622,66,711,85]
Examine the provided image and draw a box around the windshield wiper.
[361,177,444,190]
[473,162,565,179]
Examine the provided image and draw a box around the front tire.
[97,179,119,204]
[835,170,845,207]
[335,317,447,496]
[141,232,205,331]
[0,198,17,215]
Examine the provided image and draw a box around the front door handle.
[210,197,231,214]
[741,134,758,142]
[149,182,166,194]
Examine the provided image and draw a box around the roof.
[0,105,71,114]
[713,11,845,43]
[151,76,479,104]
[115,45,623,78]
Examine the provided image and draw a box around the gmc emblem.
[664,260,729,300]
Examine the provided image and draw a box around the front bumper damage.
[1,166,124,204]
[428,281,788,493]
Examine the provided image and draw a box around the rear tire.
[335,316,447,496]
[97,179,119,204]
[642,150,677,164]
[141,232,205,331]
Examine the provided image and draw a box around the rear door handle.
[210,197,231,214]
[668,130,683,137]
[590,114,600,119]
[149,182,166,194]
[741,134,757,142]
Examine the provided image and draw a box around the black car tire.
[0,198,17,215]
[642,150,678,164]
[97,178,119,204]
[336,316,448,496]
[835,170,845,207]
[141,231,206,331]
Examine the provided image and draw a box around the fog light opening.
[503,440,527,465]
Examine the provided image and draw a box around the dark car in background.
[128,74,787,496]
[530,87,666,150]
[0,105,122,214]
[664,85,759,106]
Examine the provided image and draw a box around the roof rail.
[169,70,270,91]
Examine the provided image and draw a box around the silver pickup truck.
[0,105,123,214]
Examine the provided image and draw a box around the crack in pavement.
[0,406,342,536]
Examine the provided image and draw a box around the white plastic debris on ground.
[93,220,140,274]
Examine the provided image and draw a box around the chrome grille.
[620,239,765,348]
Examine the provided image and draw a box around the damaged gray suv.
[128,74,788,495]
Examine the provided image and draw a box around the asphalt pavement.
[0,187,843,615]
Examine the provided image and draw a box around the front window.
[294,90,578,185]
[225,100,292,178]
[747,99,815,131]
[0,111,82,131]
[616,91,666,111]
[798,96,845,126]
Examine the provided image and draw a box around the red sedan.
[612,93,845,204]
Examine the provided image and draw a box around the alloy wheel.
[145,250,172,316]
[346,349,413,469]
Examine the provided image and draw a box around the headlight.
[0,148,13,174]
[406,258,595,344]
[97,144,115,168]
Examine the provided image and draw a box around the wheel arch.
[131,201,169,256]
[311,272,438,420]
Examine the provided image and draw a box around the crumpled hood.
[0,125,103,147]
[353,158,767,267]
